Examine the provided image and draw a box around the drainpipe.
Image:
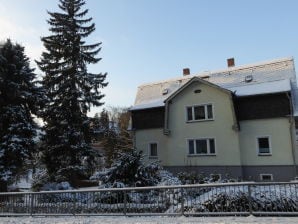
[132,129,136,150]
[163,101,170,135]
[286,92,298,178]
[229,92,244,179]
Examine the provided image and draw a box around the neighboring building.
[130,57,298,181]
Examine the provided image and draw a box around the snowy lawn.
[0,216,298,224]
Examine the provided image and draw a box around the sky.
[0,0,298,116]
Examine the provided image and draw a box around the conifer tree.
[36,0,107,185]
[0,39,40,191]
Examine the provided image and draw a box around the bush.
[91,150,161,187]
[177,172,236,185]
[31,169,73,191]
[177,172,209,185]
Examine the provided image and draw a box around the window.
[149,143,158,158]
[245,75,253,83]
[260,174,273,181]
[257,136,271,155]
[186,104,213,122]
[188,138,216,155]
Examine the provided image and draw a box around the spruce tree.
[94,150,161,187]
[36,0,107,185]
[0,39,40,191]
[100,108,133,167]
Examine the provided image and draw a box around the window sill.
[258,153,272,156]
[188,154,216,157]
[186,119,214,123]
[149,156,158,159]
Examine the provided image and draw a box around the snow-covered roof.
[131,57,298,112]
[130,99,165,110]
[228,79,291,97]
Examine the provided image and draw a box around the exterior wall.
[242,165,296,181]
[164,166,243,180]
[239,118,294,166]
[165,165,297,181]
[135,128,168,163]
[133,83,297,181]
[165,81,241,167]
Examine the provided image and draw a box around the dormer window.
[186,104,213,122]
[162,88,169,95]
[245,75,253,82]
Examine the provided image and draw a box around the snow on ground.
[0,216,298,224]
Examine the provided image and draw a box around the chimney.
[227,58,235,67]
[183,68,190,76]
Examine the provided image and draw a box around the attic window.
[162,88,169,95]
[245,75,253,83]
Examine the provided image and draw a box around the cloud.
[0,9,44,67]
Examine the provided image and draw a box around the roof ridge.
[201,57,293,76]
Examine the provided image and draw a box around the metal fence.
[0,182,297,216]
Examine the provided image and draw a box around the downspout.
[231,92,240,131]
[128,111,136,151]
[286,92,298,178]
[163,101,170,135]
[132,129,136,150]
[230,92,244,180]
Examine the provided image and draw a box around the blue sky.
[0,0,298,116]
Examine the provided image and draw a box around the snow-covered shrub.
[31,169,50,191]
[158,170,181,186]
[55,166,88,187]
[177,172,209,185]
[91,150,161,187]
[41,181,72,191]
[177,172,236,185]
[195,191,250,212]
[184,185,298,213]
[31,169,74,191]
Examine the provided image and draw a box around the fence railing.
[0,182,297,216]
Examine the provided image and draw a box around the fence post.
[123,190,127,216]
[30,193,34,216]
[73,193,76,215]
[247,184,253,215]
[180,187,184,216]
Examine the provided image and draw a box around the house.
[130,57,298,182]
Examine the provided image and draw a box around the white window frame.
[148,142,158,159]
[260,173,273,181]
[256,136,272,156]
[185,103,214,122]
[187,138,216,156]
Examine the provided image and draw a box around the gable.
[165,77,232,104]
[163,79,238,134]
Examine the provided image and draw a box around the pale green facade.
[134,80,297,181]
